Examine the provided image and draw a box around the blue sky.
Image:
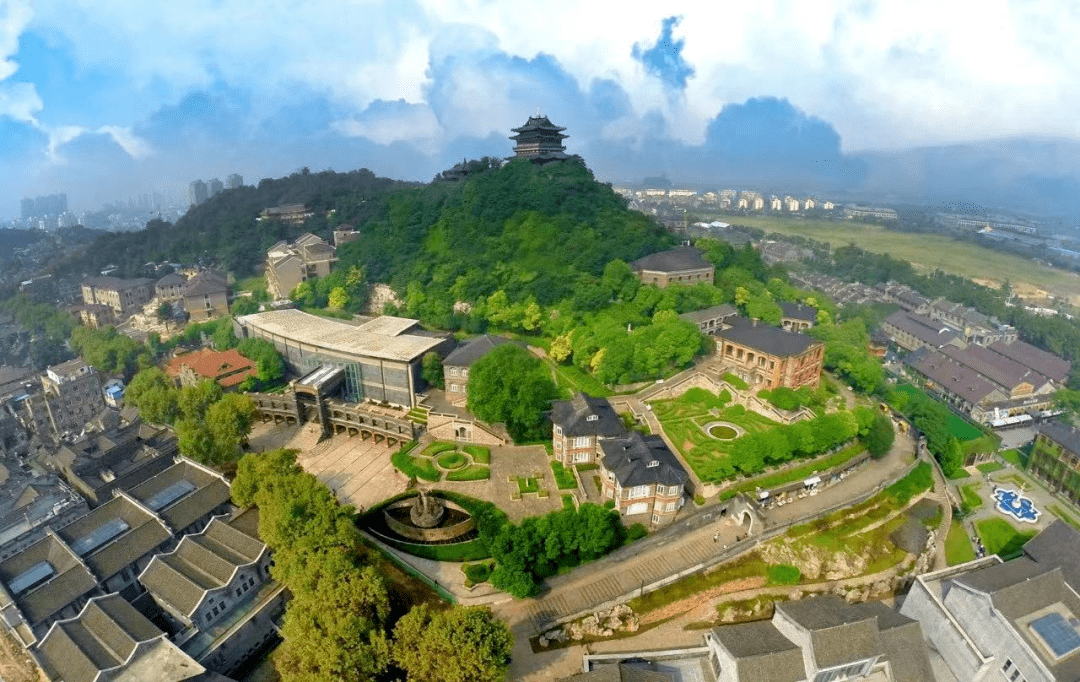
[2,0,1079,217]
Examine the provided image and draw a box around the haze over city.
[5,0,1080,217]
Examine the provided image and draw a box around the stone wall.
[426,413,507,446]
[383,498,476,542]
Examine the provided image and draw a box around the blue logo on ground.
[993,488,1040,524]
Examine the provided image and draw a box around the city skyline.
[3,2,1080,218]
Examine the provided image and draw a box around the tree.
[205,393,256,463]
[155,301,173,330]
[549,333,572,363]
[178,380,223,420]
[864,412,895,458]
[328,286,350,309]
[391,605,512,682]
[125,368,179,424]
[467,344,556,442]
[421,351,444,389]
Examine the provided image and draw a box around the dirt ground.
[0,629,46,682]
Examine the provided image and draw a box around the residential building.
[784,195,800,212]
[901,520,1080,682]
[779,302,817,332]
[713,316,825,390]
[33,593,235,682]
[156,272,187,301]
[166,348,257,391]
[550,393,627,465]
[333,228,360,247]
[234,310,450,407]
[823,200,835,210]
[189,180,208,207]
[75,303,115,329]
[679,304,738,334]
[22,359,105,441]
[81,276,154,317]
[844,205,898,221]
[1030,422,1080,504]
[873,281,930,314]
[881,310,964,352]
[0,466,87,563]
[598,432,688,526]
[257,204,312,226]
[707,594,937,682]
[182,270,229,321]
[207,178,224,198]
[125,458,232,538]
[226,173,243,190]
[509,115,570,163]
[928,299,1018,345]
[803,197,816,210]
[630,247,715,288]
[265,233,337,300]
[442,335,516,405]
[770,195,783,211]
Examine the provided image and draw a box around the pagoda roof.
[511,115,566,133]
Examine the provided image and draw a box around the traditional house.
[81,276,154,317]
[779,302,817,332]
[166,348,257,391]
[630,247,715,288]
[881,310,964,352]
[550,393,627,465]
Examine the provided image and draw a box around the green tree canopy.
[391,604,512,682]
[124,367,179,424]
[467,344,556,442]
[421,351,444,389]
[864,412,896,458]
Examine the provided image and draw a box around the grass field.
[976,518,1037,559]
[730,214,1080,293]
[959,484,984,514]
[977,462,1005,475]
[1000,449,1026,468]
[945,521,976,566]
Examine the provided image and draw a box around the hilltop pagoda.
[509,115,570,163]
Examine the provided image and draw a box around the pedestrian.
[713,532,719,543]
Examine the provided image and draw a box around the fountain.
[410,489,446,528]
[378,490,476,543]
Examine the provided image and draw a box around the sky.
[2,0,1080,218]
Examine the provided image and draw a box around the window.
[652,514,660,524]
[572,436,590,449]
[665,502,677,512]
[1002,660,1013,673]
[236,587,243,597]
[554,425,563,437]
[449,367,460,377]
[656,485,666,496]
[607,471,615,482]
[629,485,649,499]
[573,451,591,463]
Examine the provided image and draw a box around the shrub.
[723,373,749,390]
[436,452,467,469]
[463,444,491,464]
[423,441,458,456]
[446,465,490,481]
[604,499,616,509]
[463,562,492,584]
[391,449,440,481]
[694,494,706,505]
[623,523,648,543]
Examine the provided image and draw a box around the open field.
[730,215,1080,294]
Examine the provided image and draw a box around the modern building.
[881,310,964,352]
[630,247,715,288]
[901,520,1080,682]
[265,233,337,300]
[181,270,229,321]
[598,432,688,526]
[550,393,627,465]
[33,593,236,682]
[226,173,243,190]
[81,276,155,317]
[258,204,313,226]
[207,178,224,198]
[234,310,449,407]
[713,316,825,390]
[189,180,208,207]
[441,335,516,405]
[1029,422,1080,504]
[166,348,257,391]
[509,115,570,163]
[707,595,937,682]
[779,302,817,332]
[844,205,898,221]
[22,359,106,441]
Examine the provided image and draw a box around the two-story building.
[713,316,824,390]
[1029,422,1080,504]
[779,302,817,332]
[166,348,258,391]
[550,393,627,465]
[679,304,738,334]
[81,276,154,317]
[598,432,688,526]
[182,270,229,321]
[442,335,516,405]
[881,310,964,353]
[630,247,715,288]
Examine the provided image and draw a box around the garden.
[945,520,976,566]
[391,441,492,482]
[975,518,1037,560]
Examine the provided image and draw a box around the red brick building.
[714,316,824,390]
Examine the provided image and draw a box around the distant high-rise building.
[21,193,68,219]
[189,179,208,207]
[20,198,34,220]
[226,173,243,190]
[208,178,224,197]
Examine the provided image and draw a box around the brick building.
[778,301,817,332]
[22,359,105,440]
[630,247,715,288]
[80,276,154,317]
[713,316,824,390]
[550,393,627,465]
[598,432,688,526]
[167,348,258,390]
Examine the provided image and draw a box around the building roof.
[139,518,266,619]
[1037,421,1080,456]
[938,343,1053,394]
[905,348,1001,405]
[34,593,164,682]
[883,310,961,348]
[181,271,227,298]
[599,433,689,488]
[1023,519,1080,592]
[82,276,153,292]
[709,620,805,682]
[0,533,98,626]
[776,595,885,669]
[511,115,567,134]
[55,494,172,581]
[443,335,517,367]
[630,247,713,274]
[988,340,1071,384]
[779,301,817,322]
[550,393,627,439]
[713,316,821,358]
[236,309,444,363]
[678,304,738,325]
[561,664,673,681]
[126,458,231,533]
[165,348,257,389]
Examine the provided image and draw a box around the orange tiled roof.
[166,348,257,388]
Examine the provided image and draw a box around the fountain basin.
[384,496,475,542]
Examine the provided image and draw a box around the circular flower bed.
[436,452,468,470]
[701,421,743,440]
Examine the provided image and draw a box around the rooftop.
[599,433,689,488]
[778,301,817,321]
[236,310,444,363]
[1037,421,1080,456]
[550,393,627,439]
[181,271,227,298]
[165,348,257,389]
[713,316,821,358]
[905,348,1001,405]
[883,310,961,348]
[0,533,97,626]
[126,458,230,532]
[988,340,1071,384]
[443,335,518,367]
[678,304,738,325]
[630,247,713,274]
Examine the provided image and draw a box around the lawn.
[379,536,490,562]
[446,465,489,481]
[892,384,988,445]
[546,358,612,398]
[1050,504,1080,531]
[945,521,976,566]
[422,441,458,456]
[391,447,440,482]
[977,462,1005,475]
[729,214,1080,291]
[463,445,491,464]
[562,494,576,510]
[959,484,984,515]
[515,476,540,494]
[550,461,578,490]
[1000,449,1026,468]
[976,518,1037,559]
[234,273,268,292]
[436,452,467,470]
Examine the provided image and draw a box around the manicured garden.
[975,518,1037,559]
[959,483,984,515]
[390,441,492,482]
[945,520,976,565]
[550,461,578,490]
[976,461,1004,475]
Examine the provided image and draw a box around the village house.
[265,233,337,300]
[550,393,627,465]
[166,348,258,391]
[779,302,817,332]
[81,276,154,317]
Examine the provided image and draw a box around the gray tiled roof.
[127,459,230,532]
[443,335,518,367]
[938,344,1053,393]
[55,495,171,580]
[779,301,816,321]
[181,271,228,298]
[550,393,627,439]
[679,303,738,325]
[906,348,1001,405]
[1038,421,1080,458]
[776,595,883,669]
[709,620,805,682]
[883,310,960,348]
[989,340,1071,384]
[631,247,713,273]
[599,433,689,489]
[1024,519,1080,592]
[0,534,97,625]
[713,316,821,358]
